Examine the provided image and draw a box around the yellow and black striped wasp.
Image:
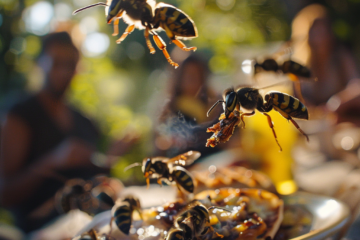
[166,201,226,240]
[251,58,313,103]
[125,150,200,193]
[207,87,309,151]
[73,0,198,68]
[109,195,142,235]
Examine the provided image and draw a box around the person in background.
[0,32,136,233]
[153,54,224,158]
[304,17,359,105]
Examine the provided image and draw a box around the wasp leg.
[262,113,282,151]
[116,24,135,44]
[288,117,309,142]
[112,11,124,36]
[152,32,179,68]
[240,111,255,129]
[113,19,120,36]
[209,226,224,238]
[108,217,114,237]
[146,178,150,189]
[172,39,197,52]
[144,27,155,54]
[176,183,182,192]
[157,178,163,187]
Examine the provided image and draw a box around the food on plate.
[192,166,277,194]
[274,205,312,240]
[194,188,283,240]
[108,188,284,240]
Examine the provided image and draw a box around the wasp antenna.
[124,162,142,172]
[207,100,224,117]
[257,80,289,90]
[73,2,108,15]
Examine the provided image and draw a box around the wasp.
[207,87,309,151]
[73,0,198,68]
[55,178,98,214]
[109,195,142,235]
[125,151,200,193]
[166,201,226,240]
[252,58,312,103]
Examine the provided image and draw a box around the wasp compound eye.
[144,158,151,174]
[225,92,237,112]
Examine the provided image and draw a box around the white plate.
[283,192,350,240]
[74,189,350,240]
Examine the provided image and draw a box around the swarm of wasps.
[77,150,203,239]
[73,0,198,68]
[71,0,315,239]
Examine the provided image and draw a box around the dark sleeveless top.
[9,95,108,233]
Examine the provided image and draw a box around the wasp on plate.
[109,195,142,235]
[125,150,200,193]
[207,87,309,151]
[73,0,198,68]
[166,201,226,240]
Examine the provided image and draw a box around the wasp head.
[142,158,153,178]
[106,0,123,23]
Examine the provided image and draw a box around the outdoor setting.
[1,0,360,239]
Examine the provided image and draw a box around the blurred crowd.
[1,2,360,240]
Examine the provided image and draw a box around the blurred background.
[1,0,360,238]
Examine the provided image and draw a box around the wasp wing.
[166,151,201,167]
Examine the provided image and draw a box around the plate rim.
[284,192,351,240]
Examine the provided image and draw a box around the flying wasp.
[207,87,309,151]
[166,201,227,240]
[73,0,198,68]
[109,195,142,235]
[125,151,200,193]
[249,58,313,103]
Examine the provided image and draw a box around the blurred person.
[324,77,360,127]
[290,4,359,106]
[153,54,225,157]
[0,32,136,233]
[303,17,359,105]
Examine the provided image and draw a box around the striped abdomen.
[171,166,194,193]
[114,204,132,235]
[281,60,311,78]
[268,92,308,120]
[154,5,197,38]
